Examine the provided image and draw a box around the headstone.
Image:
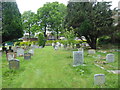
[78,48,84,52]
[39,46,43,48]
[7,53,15,61]
[94,74,105,85]
[17,48,24,56]
[73,51,84,66]
[106,54,114,63]
[9,59,20,69]
[61,44,64,48]
[24,53,31,60]
[29,49,34,55]
[88,49,96,54]
[54,46,58,50]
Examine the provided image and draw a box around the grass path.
[2,46,118,88]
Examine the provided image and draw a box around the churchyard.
[1,44,119,88]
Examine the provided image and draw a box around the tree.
[2,2,23,43]
[37,2,66,39]
[22,10,37,38]
[65,1,114,49]
[38,33,46,47]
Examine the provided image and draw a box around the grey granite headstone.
[24,53,31,60]
[88,49,96,54]
[7,53,14,61]
[9,59,19,69]
[17,48,24,56]
[94,74,105,85]
[106,54,114,63]
[73,51,84,67]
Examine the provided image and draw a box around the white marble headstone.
[106,54,114,63]
[73,51,84,67]
[17,48,24,56]
[94,74,105,85]
[88,49,96,54]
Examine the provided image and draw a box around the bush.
[38,33,46,47]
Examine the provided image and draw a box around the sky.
[16,0,120,14]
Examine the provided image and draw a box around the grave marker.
[106,54,114,63]
[24,53,31,60]
[94,74,105,85]
[7,53,15,61]
[17,48,24,56]
[73,51,84,66]
[29,49,34,55]
[88,49,96,54]
[9,59,20,69]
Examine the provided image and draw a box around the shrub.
[38,33,46,47]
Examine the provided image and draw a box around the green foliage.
[22,10,37,38]
[2,2,23,43]
[37,2,66,38]
[65,1,114,49]
[14,41,37,46]
[38,33,46,47]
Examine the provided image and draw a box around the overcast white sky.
[16,0,119,14]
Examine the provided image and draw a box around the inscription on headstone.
[94,74,105,85]
[106,54,114,63]
[73,51,84,66]
[9,59,20,69]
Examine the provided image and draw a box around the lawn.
[2,46,119,88]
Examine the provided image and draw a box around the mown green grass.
[2,46,119,88]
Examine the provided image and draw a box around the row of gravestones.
[73,48,115,85]
[52,42,90,50]
[6,46,36,69]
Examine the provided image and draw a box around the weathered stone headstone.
[94,74,105,85]
[7,53,15,61]
[9,59,20,69]
[17,48,24,56]
[88,49,96,54]
[73,51,84,66]
[106,54,114,63]
[24,53,31,60]
[29,49,34,55]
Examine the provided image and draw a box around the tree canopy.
[37,2,66,38]
[65,1,114,49]
[2,2,23,43]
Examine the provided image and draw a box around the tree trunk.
[85,35,97,49]
[57,30,59,39]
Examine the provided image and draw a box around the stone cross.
[106,54,114,63]
[9,59,20,69]
[94,74,105,85]
[73,51,84,67]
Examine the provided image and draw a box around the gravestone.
[61,44,64,48]
[78,48,84,52]
[29,49,34,55]
[54,46,58,50]
[7,53,15,61]
[106,54,114,63]
[88,49,96,54]
[9,59,20,69]
[94,74,105,85]
[73,51,84,66]
[17,48,24,56]
[24,53,31,60]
